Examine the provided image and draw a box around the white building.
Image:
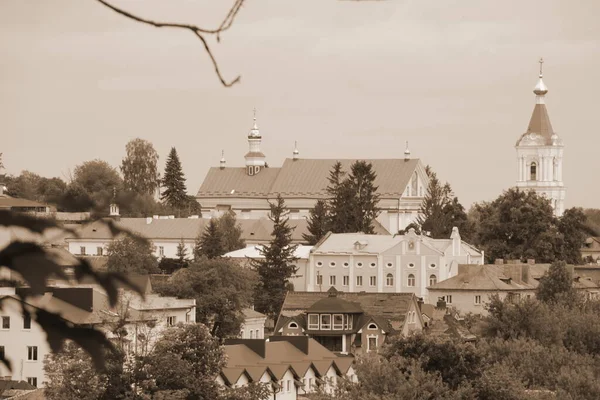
[224,245,313,291]
[515,59,565,216]
[196,111,429,233]
[306,228,483,302]
[240,308,267,339]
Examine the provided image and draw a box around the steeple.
[220,150,226,169]
[244,108,266,175]
[533,58,548,103]
[404,141,411,161]
[293,141,299,160]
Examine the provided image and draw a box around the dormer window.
[367,323,378,330]
[248,166,254,176]
[333,314,344,330]
[320,314,331,330]
[308,314,319,330]
[288,322,299,329]
[254,165,260,174]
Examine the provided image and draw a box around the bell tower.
[244,108,266,175]
[515,59,565,216]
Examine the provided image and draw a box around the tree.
[251,195,298,319]
[161,147,189,211]
[325,161,352,233]
[537,261,576,305]
[217,211,245,253]
[73,159,123,211]
[120,138,159,195]
[346,160,380,234]
[197,219,226,259]
[557,208,588,265]
[471,189,558,263]
[303,199,329,245]
[177,238,189,265]
[106,236,160,274]
[154,258,256,339]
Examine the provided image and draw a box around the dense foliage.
[195,219,226,259]
[161,147,189,211]
[106,236,160,274]
[121,138,160,196]
[303,199,329,245]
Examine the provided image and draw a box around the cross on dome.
[534,58,548,97]
[249,107,261,137]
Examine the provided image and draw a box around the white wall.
[240,317,266,339]
[67,239,196,259]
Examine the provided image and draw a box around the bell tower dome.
[515,58,565,216]
[244,108,266,175]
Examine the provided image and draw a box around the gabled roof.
[225,244,313,260]
[197,158,423,200]
[0,194,49,209]
[306,290,363,314]
[516,103,556,146]
[68,218,207,240]
[243,307,267,319]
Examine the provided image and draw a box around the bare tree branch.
[95,0,243,87]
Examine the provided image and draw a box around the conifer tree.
[251,195,298,319]
[161,147,188,210]
[217,211,245,253]
[176,238,189,266]
[417,169,452,238]
[197,219,225,259]
[326,161,353,233]
[346,160,380,234]
[303,199,330,245]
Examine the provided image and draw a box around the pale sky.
[1,0,599,209]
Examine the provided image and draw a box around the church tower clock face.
[514,58,565,217]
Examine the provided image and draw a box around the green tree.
[251,195,298,319]
[161,147,188,211]
[346,160,380,234]
[120,138,159,195]
[303,199,329,245]
[537,261,576,305]
[154,258,256,339]
[73,159,122,211]
[197,219,225,259]
[217,211,245,253]
[472,189,558,263]
[106,236,160,274]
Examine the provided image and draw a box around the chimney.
[494,258,504,265]
[436,297,447,310]
[417,297,424,312]
[450,227,461,256]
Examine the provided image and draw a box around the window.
[369,276,377,287]
[530,162,537,181]
[320,314,331,330]
[27,346,38,361]
[254,166,260,174]
[287,380,291,392]
[343,275,349,286]
[445,295,453,304]
[333,314,344,330]
[23,315,31,330]
[250,330,254,339]
[386,273,394,286]
[430,263,436,268]
[248,166,254,176]
[344,314,353,330]
[96,247,103,256]
[408,311,416,324]
[159,246,165,257]
[408,263,415,268]
[429,274,437,286]
[329,275,336,286]
[356,276,363,286]
[386,262,393,268]
[411,171,418,196]
[1,316,9,329]
[370,262,376,268]
[186,313,191,323]
[240,329,244,337]
[343,262,349,268]
[79,246,86,255]
[308,314,319,330]
[0,346,4,361]
[288,322,299,329]
[317,261,323,267]
[475,295,482,305]
[309,378,314,389]
[166,316,176,326]
[367,336,378,352]
[407,274,415,287]
[317,274,323,285]
[27,377,37,387]
[255,329,260,338]
[357,262,363,268]
[367,323,378,330]
[329,261,336,267]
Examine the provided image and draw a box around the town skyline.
[2,0,599,210]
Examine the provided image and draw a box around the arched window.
[250,330,254,339]
[386,273,394,287]
[288,322,298,329]
[411,172,418,196]
[256,329,260,338]
[429,274,437,286]
[530,162,537,181]
[407,274,415,287]
[367,323,378,330]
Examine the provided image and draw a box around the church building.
[196,111,430,233]
[515,59,565,216]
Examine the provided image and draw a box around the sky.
[1,0,599,209]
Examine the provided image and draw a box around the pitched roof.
[0,194,48,209]
[225,245,313,260]
[243,308,267,319]
[197,158,422,200]
[516,104,555,146]
[69,218,207,240]
[306,292,363,314]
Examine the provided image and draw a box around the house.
[224,245,313,291]
[0,277,196,387]
[306,228,483,302]
[274,287,424,355]
[218,336,356,399]
[0,186,50,214]
[0,380,40,399]
[196,112,429,233]
[240,308,267,339]
[427,261,600,315]
[581,237,600,263]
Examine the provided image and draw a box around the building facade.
[306,228,483,302]
[196,112,429,233]
[515,59,565,216]
[240,308,267,340]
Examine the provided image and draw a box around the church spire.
[404,141,411,161]
[534,58,548,103]
[293,141,299,160]
[244,108,266,174]
[220,150,226,169]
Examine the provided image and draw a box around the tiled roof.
[225,245,313,260]
[197,158,422,200]
[0,194,48,209]
[69,218,207,240]
[516,104,555,146]
[197,167,281,198]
